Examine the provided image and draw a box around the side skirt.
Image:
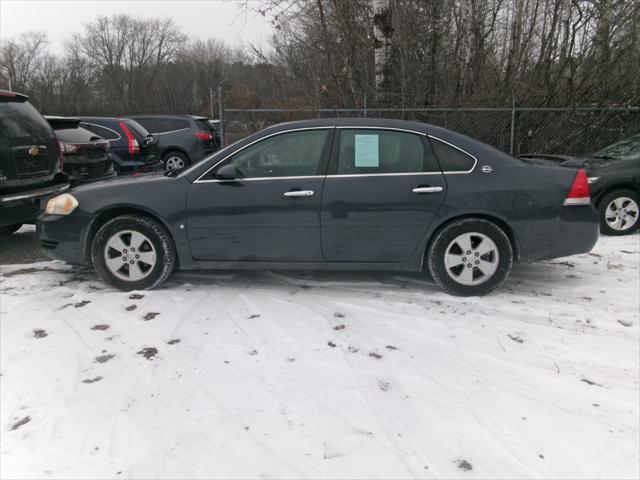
[188,260,422,272]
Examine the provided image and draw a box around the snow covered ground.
[1,234,638,479]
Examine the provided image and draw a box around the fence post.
[217,85,225,148]
[363,93,367,118]
[509,96,516,155]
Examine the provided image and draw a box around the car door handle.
[284,190,314,197]
[412,186,444,194]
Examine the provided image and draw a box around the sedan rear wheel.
[91,214,175,291]
[427,218,513,296]
[599,189,640,236]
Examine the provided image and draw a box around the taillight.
[194,132,213,141]
[564,169,591,206]
[58,140,80,154]
[55,139,64,171]
[119,121,140,155]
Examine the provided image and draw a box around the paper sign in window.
[354,134,379,167]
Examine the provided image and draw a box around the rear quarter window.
[430,137,476,172]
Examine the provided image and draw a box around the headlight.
[587,176,600,184]
[45,193,78,215]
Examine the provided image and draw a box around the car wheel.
[162,151,189,170]
[91,214,175,291]
[0,223,22,236]
[598,189,640,236]
[427,218,513,296]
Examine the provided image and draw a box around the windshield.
[590,134,640,161]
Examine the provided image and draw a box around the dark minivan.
[128,115,218,170]
[0,91,69,235]
[46,116,115,184]
[78,117,162,174]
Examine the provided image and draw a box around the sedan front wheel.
[91,214,175,291]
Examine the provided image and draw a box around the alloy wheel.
[444,232,499,286]
[605,197,639,231]
[103,230,157,281]
[165,156,185,170]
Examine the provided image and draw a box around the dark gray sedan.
[37,119,598,296]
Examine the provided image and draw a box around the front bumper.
[1,181,70,227]
[37,212,91,265]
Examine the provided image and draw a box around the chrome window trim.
[194,127,333,183]
[197,172,444,184]
[428,135,477,174]
[195,175,326,183]
[194,126,478,183]
[328,172,442,178]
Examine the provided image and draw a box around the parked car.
[520,134,640,235]
[78,117,161,174]
[0,90,69,235]
[45,116,115,185]
[38,118,598,296]
[127,115,219,170]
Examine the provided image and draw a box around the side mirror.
[216,164,237,180]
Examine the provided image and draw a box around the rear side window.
[150,118,189,133]
[0,100,52,138]
[336,129,439,174]
[81,123,120,141]
[430,137,476,172]
[132,117,158,133]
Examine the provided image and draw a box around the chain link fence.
[218,105,640,156]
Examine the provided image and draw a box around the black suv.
[78,117,161,175]
[127,115,219,170]
[520,134,640,235]
[46,116,116,184]
[0,91,69,235]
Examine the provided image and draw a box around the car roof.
[128,114,209,121]
[263,117,431,134]
[0,90,29,102]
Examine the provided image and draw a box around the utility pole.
[209,88,214,120]
[217,85,225,148]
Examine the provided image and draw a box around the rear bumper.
[516,204,599,262]
[0,181,70,227]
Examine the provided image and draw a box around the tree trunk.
[372,0,392,94]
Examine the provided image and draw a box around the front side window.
[225,129,330,179]
[336,129,438,174]
[430,137,476,172]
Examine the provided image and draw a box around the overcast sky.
[0,0,274,53]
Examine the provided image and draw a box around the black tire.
[91,214,175,291]
[598,189,640,236]
[427,218,513,296]
[0,223,22,236]
[162,151,190,170]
